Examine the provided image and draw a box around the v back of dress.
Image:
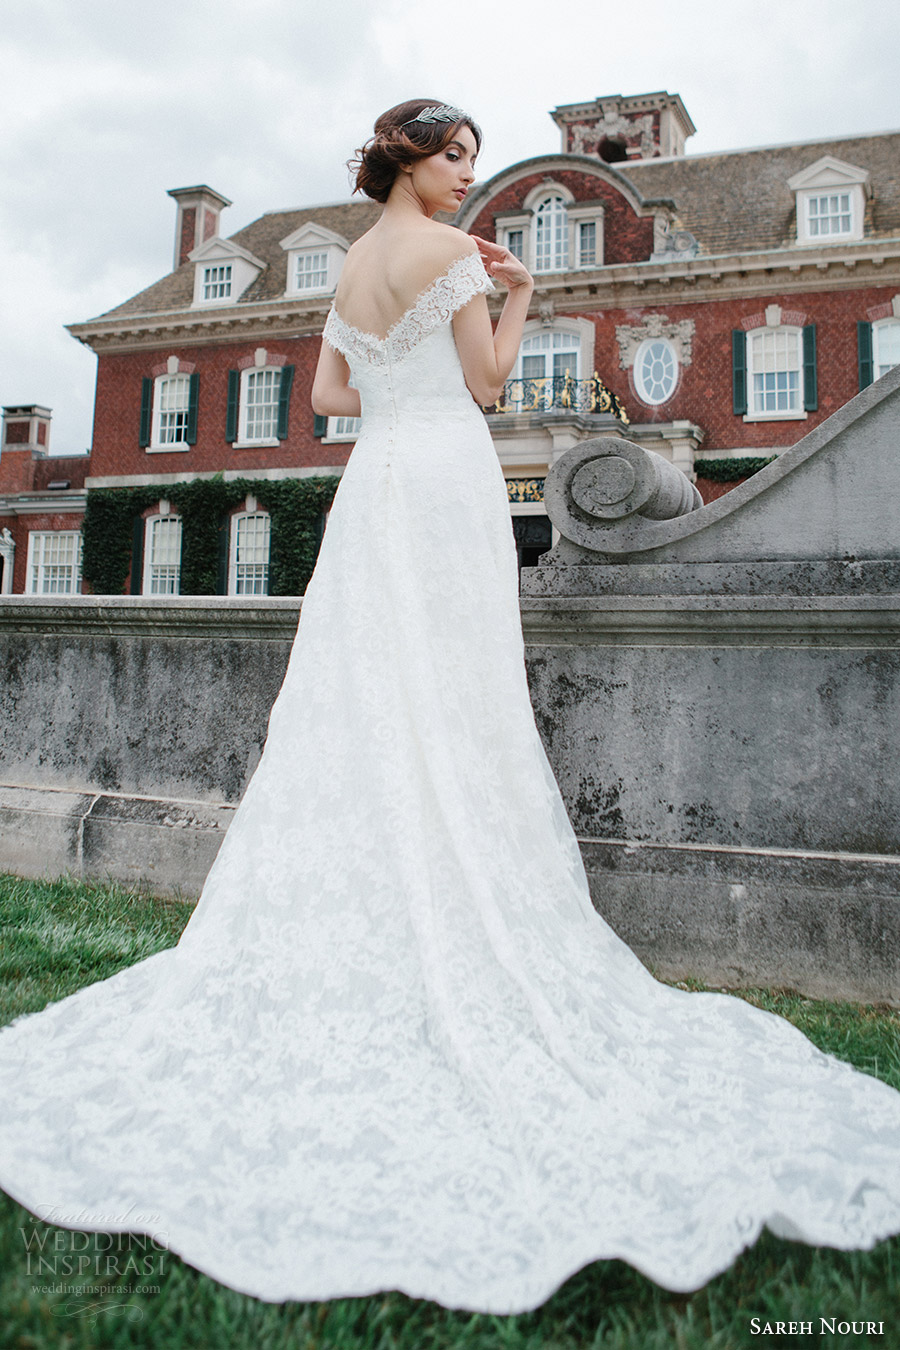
[0,252,899,1313]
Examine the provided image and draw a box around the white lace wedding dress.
[1,253,899,1314]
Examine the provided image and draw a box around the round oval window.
[634,337,678,405]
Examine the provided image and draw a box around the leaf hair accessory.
[403,105,468,127]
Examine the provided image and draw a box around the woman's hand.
[471,235,533,291]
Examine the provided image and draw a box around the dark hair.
[350,99,482,204]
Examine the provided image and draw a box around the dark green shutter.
[313,413,328,437]
[130,516,144,594]
[276,364,295,440]
[731,330,747,415]
[802,324,818,411]
[225,370,240,443]
[186,372,199,445]
[139,378,153,447]
[858,321,874,390]
[216,515,230,595]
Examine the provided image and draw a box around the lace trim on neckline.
[324,253,493,366]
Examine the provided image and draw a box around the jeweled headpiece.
[402,105,468,129]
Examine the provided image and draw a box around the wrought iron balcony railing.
[483,373,629,424]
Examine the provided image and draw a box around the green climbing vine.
[81,476,340,596]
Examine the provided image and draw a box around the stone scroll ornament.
[543,437,702,552]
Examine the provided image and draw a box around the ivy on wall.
[81,476,340,596]
[694,456,777,483]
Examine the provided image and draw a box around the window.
[506,230,524,261]
[806,193,852,238]
[749,329,801,413]
[327,414,362,440]
[155,375,190,444]
[140,371,198,451]
[26,532,82,594]
[294,251,329,291]
[633,337,678,405]
[734,323,817,421]
[244,369,281,442]
[874,319,900,378]
[230,512,270,595]
[534,195,569,273]
[202,264,232,301]
[143,516,182,594]
[512,329,581,410]
[227,361,294,445]
[577,221,597,267]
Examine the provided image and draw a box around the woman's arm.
[451,236,534,406]
[311,341,362,418]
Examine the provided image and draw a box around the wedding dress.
[1,252,899,1314]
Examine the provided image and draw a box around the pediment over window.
[787,156,871,245]
[188,236,265,306]
[280,222,349,297]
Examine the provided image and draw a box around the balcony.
[484,373,629,424]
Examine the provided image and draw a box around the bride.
[0,98,899,1316]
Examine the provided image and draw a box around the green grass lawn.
[0,872,898,1349]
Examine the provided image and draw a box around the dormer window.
[280,222,348,297]
[787,156,870,246]
[189,237,264,307]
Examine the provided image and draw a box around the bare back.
[334,219,478,339]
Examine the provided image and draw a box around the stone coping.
[3,592,900,646]
[0,595,303,640]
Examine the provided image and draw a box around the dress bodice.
[323,252,494,431]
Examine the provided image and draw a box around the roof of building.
[86,129,900,325]
[94,199,382,321]
[624,132,900,255]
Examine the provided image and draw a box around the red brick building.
[4,90,899,594]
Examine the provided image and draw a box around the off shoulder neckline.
[330,252,489,347]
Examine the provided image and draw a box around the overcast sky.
[3,0,899,456]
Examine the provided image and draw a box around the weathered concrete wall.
[517,362,900,1005]
[0,599,296,893]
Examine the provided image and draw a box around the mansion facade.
[2,89,900,596]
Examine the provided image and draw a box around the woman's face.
[404,124,478,215]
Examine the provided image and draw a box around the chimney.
[551,92,696,162]
[0,405,52,492]
[167,185,232,270]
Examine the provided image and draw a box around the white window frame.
[324,415,362,442]
[533,193,570,274]
[292,249,330,293]
[497,212,530,263]
[744,326,807,422]
[873,318,900,379]
[143,513,182,595]
[149,373,191,452]
[25,531,82,595]
[568,204,604,269]
[201,263,232,301]
[237,366,283,447]
[633,336,679,406]
[228,511,271,596]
